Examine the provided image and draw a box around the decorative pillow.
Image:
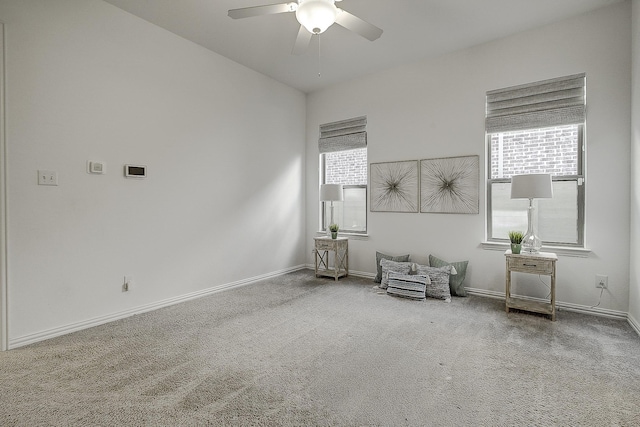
[414,264,454,302]
[374,251,410,283]
[429,255,469,297]
[379,258,412,289]
[386,272,429,300]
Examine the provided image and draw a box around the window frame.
[486,124,585,247]
[319,152,368,235]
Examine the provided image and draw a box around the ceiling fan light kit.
[296,0,337,34]
[228,0,382,55]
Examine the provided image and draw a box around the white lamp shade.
[296,0,337,34]
[320,184,343,202]
[510,174,553,199]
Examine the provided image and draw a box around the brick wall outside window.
[324,148,367,185]
[490,125,578,178]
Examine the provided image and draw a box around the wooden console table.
[314,237,348,281]
[505,250,557,321]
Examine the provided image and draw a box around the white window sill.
[480,241,591,258]
[316,231,369,240]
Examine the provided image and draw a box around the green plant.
[508,231,524,244]
[329,223,339,232]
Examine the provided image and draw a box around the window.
[322,148,367,233]
[486,74,585,247]
[319,116,368,234]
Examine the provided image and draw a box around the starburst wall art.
[420,155,479,214]
[370,160,419,212]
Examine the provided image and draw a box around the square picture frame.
[370,160,419,213]
[420,155,479,214]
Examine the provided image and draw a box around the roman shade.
[318,116,367,153]
[485,73,586,133]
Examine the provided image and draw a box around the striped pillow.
[374,251,410,283]
[379,258,412,289]
[386,272,429,300]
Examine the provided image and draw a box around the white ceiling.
[102,0,621,93]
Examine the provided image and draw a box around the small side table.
[505,250,557,321]
[314,237,348,281]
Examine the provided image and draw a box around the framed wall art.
[420,155,479,214]
[370,160,419,213]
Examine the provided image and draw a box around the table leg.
[551,263,556,321]
[505,260,511,314]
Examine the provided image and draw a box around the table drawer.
[508,257,553,275]
[315,239,337,251]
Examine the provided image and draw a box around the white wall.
[306,2,632,313]
[630,0,640,329]
[0,0,306,345]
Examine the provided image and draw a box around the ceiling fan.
[228,0,383,55]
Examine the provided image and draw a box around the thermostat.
[124,164,147,178]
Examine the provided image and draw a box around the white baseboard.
[9,265,307,349]
[465,287,628,320]
[349,270,376,280]
[628,313,640,336]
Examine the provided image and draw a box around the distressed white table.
[314,237,348,281]
[505,250,557,321]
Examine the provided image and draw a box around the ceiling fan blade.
[335,9,383,41]
[228,2,297,20]
[292,24,312,55]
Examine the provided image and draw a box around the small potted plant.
[329,223,339,239]
[508,231,524,254]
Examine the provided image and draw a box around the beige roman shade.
[485,73,586,133]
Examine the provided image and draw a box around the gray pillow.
[379,258,412,289]
[414,264,454,302]
[429,255,469,297]
[374,251,410,283]
[386,272,429,300]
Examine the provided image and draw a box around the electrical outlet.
[595,274,608,289]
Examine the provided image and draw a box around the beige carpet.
[1,270,639,426]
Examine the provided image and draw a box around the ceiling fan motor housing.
[296,0,337,34]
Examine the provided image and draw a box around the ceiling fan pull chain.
[317,33,322,78]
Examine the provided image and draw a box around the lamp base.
[327,202,334,238]
[522,199,542,253]
[521,233,542,254]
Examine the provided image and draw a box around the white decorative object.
[510,174,553,253]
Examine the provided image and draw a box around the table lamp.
[320,184,343,234]
[510,174,553,254]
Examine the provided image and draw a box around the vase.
[510,243,522,254]
[331,231,338,239]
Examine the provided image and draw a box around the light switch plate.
[38,170,58,186]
